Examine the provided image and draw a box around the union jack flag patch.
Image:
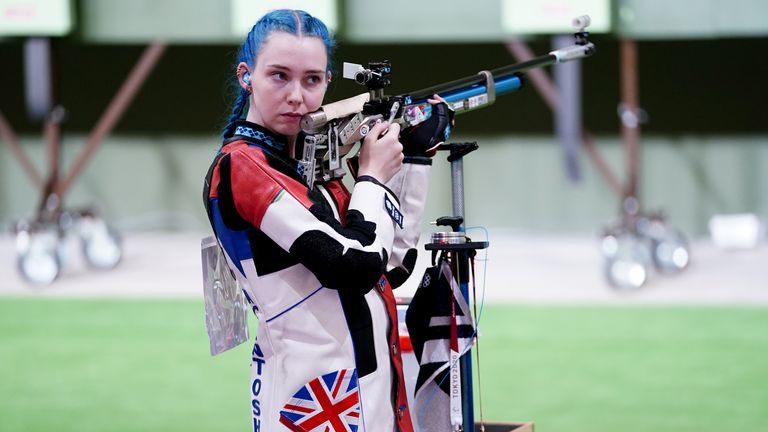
[279,368,361,432]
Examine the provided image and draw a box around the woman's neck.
[244,110,297,159]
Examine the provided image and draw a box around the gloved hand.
[400,97,455,158]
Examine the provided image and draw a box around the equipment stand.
[426,142,488,431]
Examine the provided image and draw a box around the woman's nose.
[286,81,302,106]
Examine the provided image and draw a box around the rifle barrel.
[408,53,558,101]
[407,38,595,103]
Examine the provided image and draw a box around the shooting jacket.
[204,121,430,432]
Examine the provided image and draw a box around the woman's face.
[244,32,329,137]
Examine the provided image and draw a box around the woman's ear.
[236,62,252,92]
[326,71,332,85]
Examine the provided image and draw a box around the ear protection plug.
[243,72,251,85]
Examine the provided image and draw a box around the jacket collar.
[232,120,288,155]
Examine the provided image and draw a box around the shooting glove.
[400,102,455,157]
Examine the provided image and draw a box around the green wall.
[2,133,765,236]
[71,0,768,42]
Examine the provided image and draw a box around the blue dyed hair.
[221,9,335,139]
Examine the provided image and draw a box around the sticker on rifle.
[405,104,429,124]
[384,194,404,229]
[468,94,488,109]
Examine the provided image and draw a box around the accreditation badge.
[201,236,249,356]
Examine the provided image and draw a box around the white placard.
[231,0,337,35]
[501,0,611,34]
[0,0,72,36]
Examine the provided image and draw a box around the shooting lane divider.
[0,110,43,187]
[56,42,167,198]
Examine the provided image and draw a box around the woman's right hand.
[357,120,403,183]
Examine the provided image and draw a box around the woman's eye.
[306,75,322,85]
[271,72,287,81]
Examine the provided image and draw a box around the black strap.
[203,152,226,227]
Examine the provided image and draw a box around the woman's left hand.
[400,94,455,157]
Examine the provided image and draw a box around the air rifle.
[299,15,596,188]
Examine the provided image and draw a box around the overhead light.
[638,216,690,274]
[601,212,691,290]
[602,231,651,290]
[16,224,62,285]
[14,212,122,285]
[79,216,122,270]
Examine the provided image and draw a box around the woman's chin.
[271,123,301,137]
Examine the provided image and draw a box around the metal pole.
[451,158,466,223]
[449,148,474,432]
[39,109,64,217]
[23,38,53,121]
[553,34,582,183]
[620,38,641,208]
[505,39,623,197]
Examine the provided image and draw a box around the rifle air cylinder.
[301,111,328,132]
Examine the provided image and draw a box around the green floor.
[1,298,766,431]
